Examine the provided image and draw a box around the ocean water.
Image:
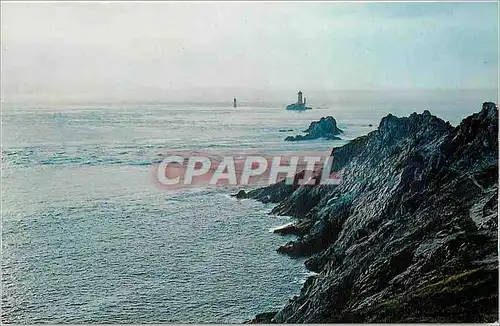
[1,95,494,323]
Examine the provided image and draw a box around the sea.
[1,90,496,323]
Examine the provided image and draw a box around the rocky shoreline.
[244,102,498,323]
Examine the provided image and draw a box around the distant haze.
[1,2,498,104]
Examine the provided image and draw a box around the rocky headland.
[245,102,498,323]
[285,116,343,141]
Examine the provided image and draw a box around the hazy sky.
[1,1,498,103]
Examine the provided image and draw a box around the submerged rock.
[285,116,343,141]
[250,103,498,323]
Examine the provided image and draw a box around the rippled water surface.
[1,96,491,323]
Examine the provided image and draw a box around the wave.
[268,221,294,233]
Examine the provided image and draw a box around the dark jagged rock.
[242,169,324,205]
[246,311,277,324]
[231,189,248,199]
[285,116,343,141]
[304,116,343,135]
[250,103,498,323]
[272,219,313,237]
[244,179,296,204]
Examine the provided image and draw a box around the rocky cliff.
[247,103,498,323]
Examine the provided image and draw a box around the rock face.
[285,116,343,141]
[246,311,278,324]
[248,103,498,323]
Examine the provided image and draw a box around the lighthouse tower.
[297,91,303,105]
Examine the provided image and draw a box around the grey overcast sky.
[1,1,498,103]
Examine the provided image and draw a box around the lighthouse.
[233,98,237,108]
[286,90,311,111]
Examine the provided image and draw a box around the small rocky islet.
[284,116,343,141]
[242,102,498,323]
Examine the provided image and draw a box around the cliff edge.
[247,102,498,323]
